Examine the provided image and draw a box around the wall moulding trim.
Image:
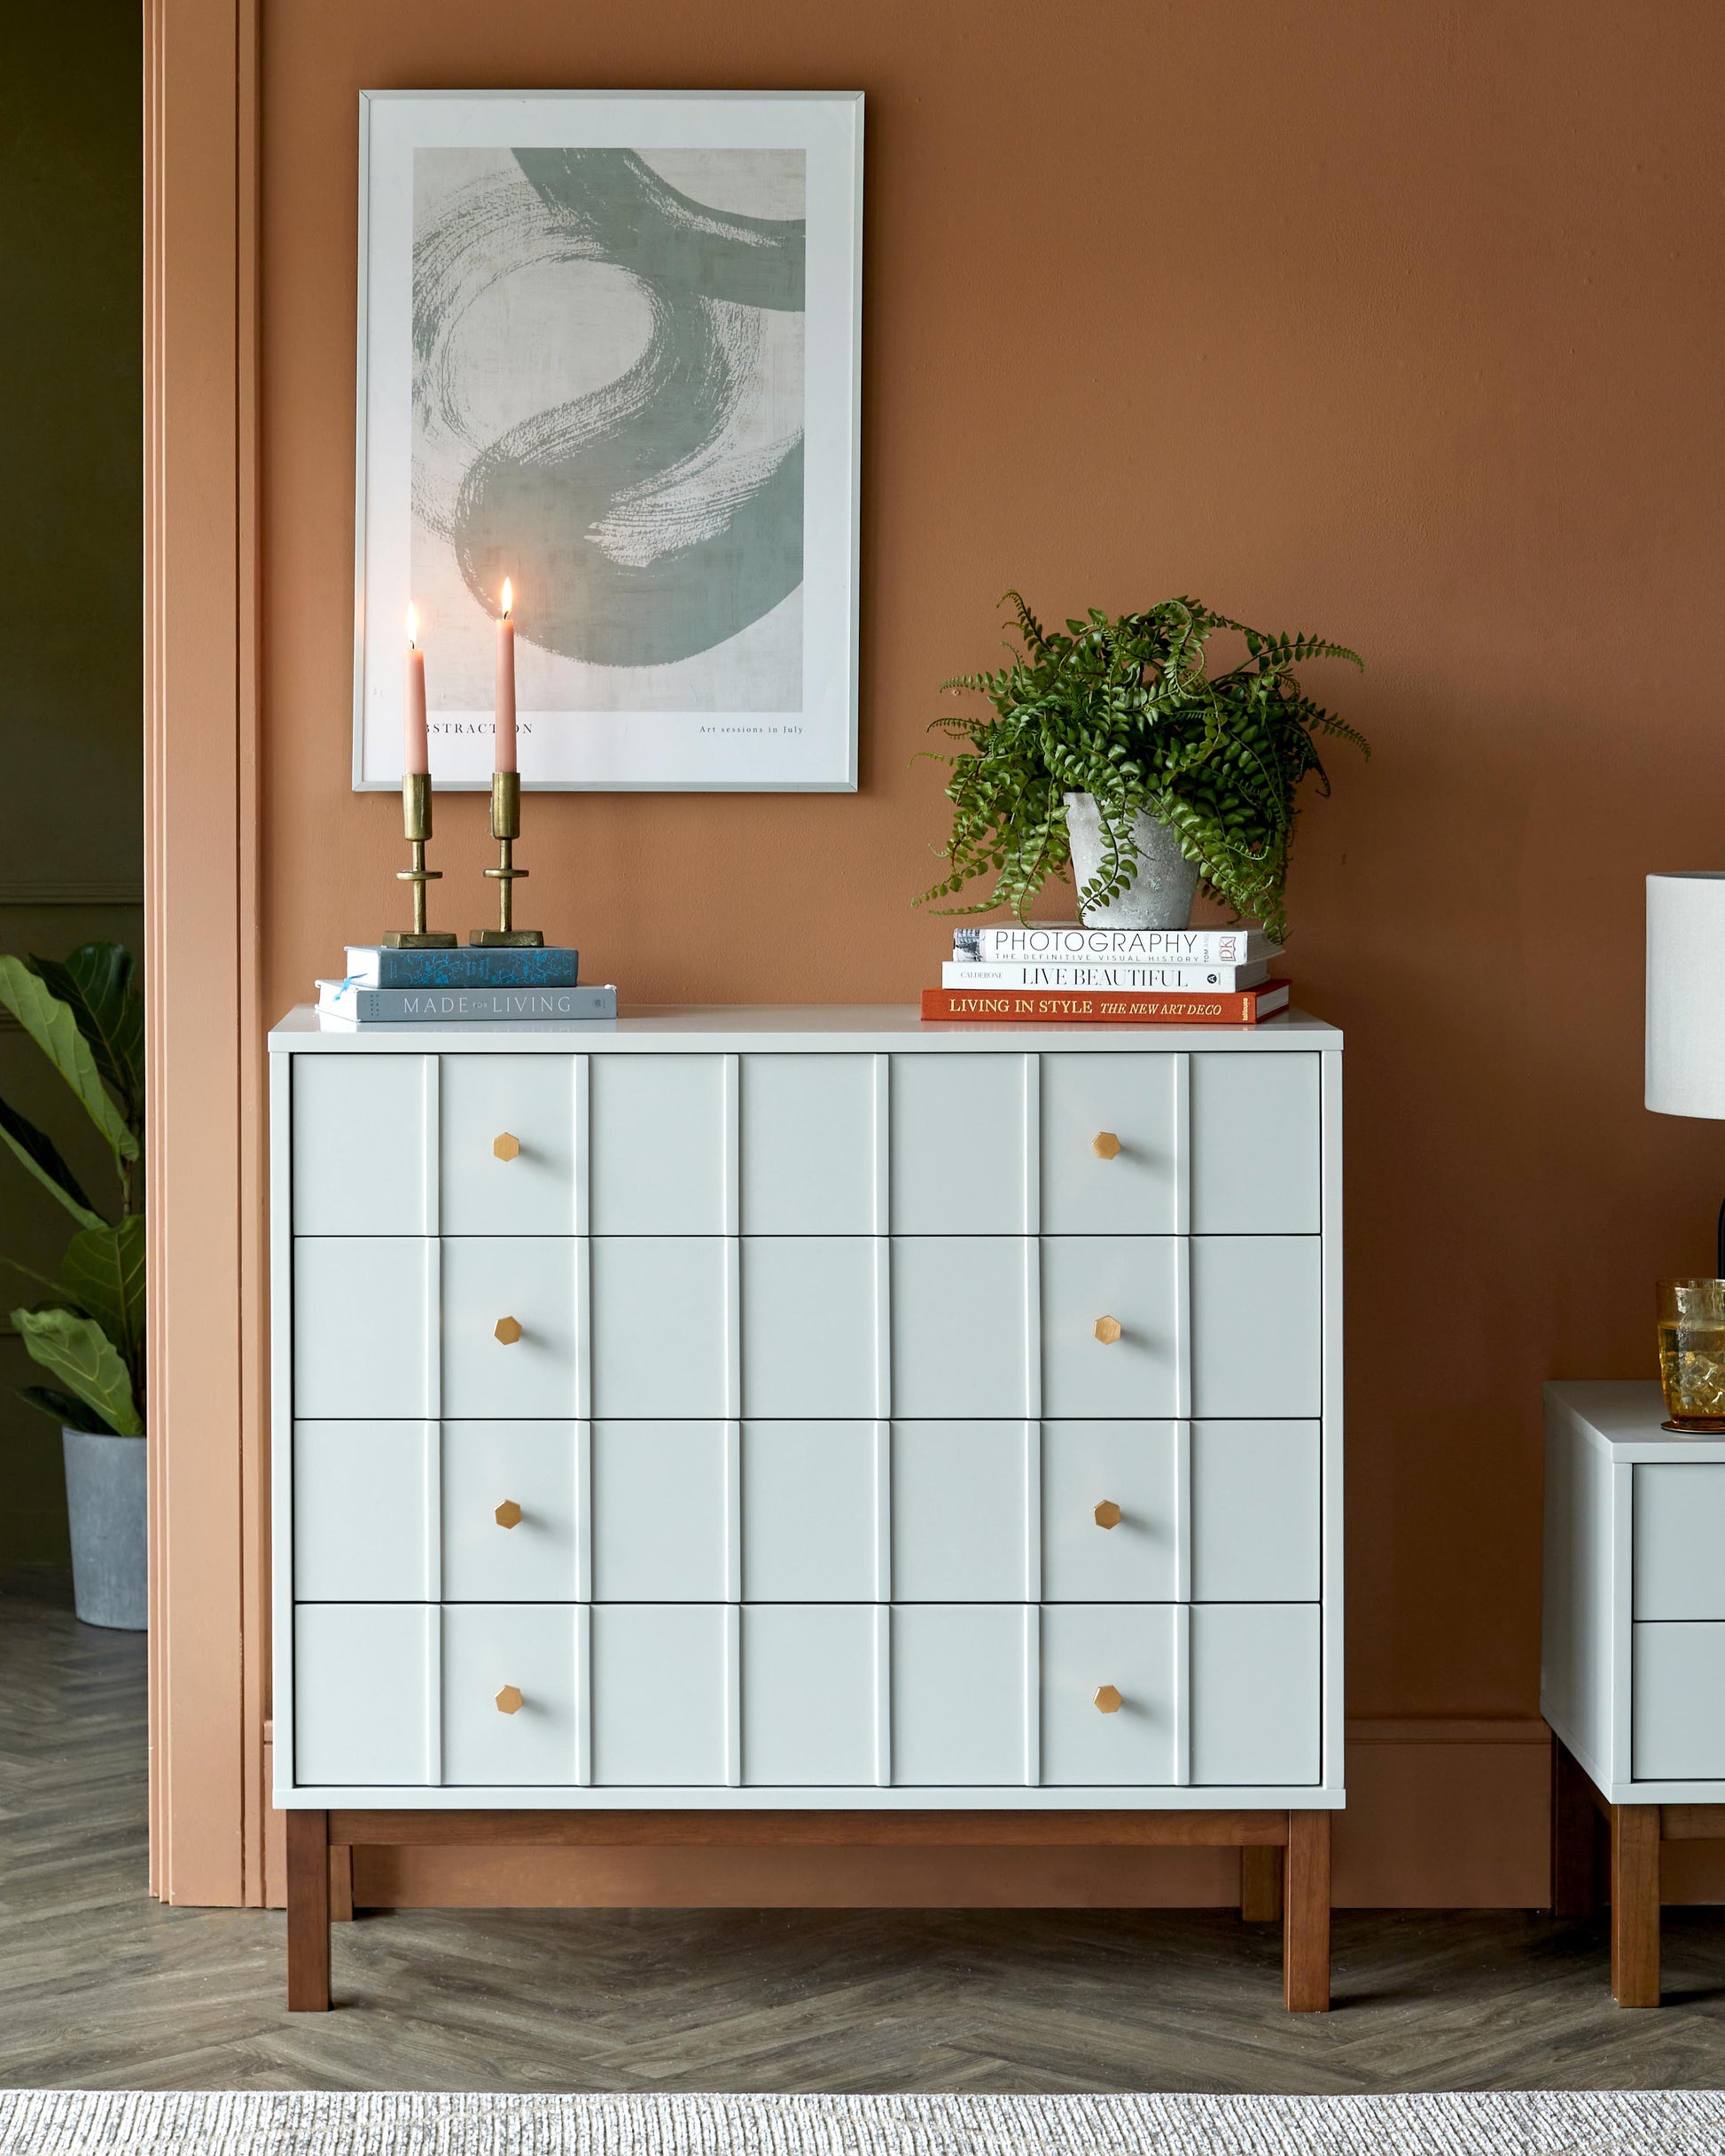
[144,0,267,1910]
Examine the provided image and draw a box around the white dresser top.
[269,1003,1344,1056]
[1544,1379,1725,1462]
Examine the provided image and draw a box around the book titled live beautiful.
[921,980,1291,1026]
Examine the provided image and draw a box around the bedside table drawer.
[1633,1621,1725,1779]
[1634,1465,1725,1619]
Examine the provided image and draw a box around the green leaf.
[0,1093,106,1230]
[9,1306,141,1435]
[59,1216,146,1359]
[15,1383,119,1437]
[25,944,144,1131]
[1,1251,69,1300]
[0,960,137,1164]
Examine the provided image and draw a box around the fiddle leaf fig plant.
[0,943,145,1437]
[917,594,1368,941]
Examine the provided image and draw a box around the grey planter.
[61,1426,147,1631]
[1064,792,1200,929]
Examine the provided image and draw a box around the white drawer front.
[589,1054,728,1234]
[741,1421,880,1602]
[1190,1421,1321,1603]
[1633,1621,1725,1779]
[293,1420,433,1601]
[740,1238,881,1418]
[892,1420,1033,1600]
[292,1055,430,1235]
[1634,1465,1725,1621]
[1190,1053,1321,1234]
[590,1237,729,1418]
[442,1603,582,1785]
[442,1237,581,1419]
[742,1605,880,1785]
[1041,1236,1183,1418]
[592,1419,730,1600]
[890,1237,1033,1418]
[1039,1053,1180,1234]
[1042,1420,1181,1601]
[1040,1604,1179,1785]
[1190,1237,1323,1419]
[293,1238,433,1418]
[590,1604,730,1785]
[890,1054,1031,1233]
[443,1421,582,1602]
[293,1603,433,1785]
[740,1054,878,1233]
[891,1604,1030,1785]
[1190,1603,1321,1785]
[440,1054,579,1235]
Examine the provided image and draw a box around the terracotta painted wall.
[246,0,1725,1905]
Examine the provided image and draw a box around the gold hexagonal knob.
[1093,1131,1121,1160]
[1094,1498,1123,1530]
[494,1131,520,1161]
[1094,1684,1123,1715]
[496,1684,523,1715]
[495,1498,523,1529]
[495,1316,522,1345]
[1094,1315,1123,1345]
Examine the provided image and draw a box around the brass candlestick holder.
[471,771,544,947]
[383,772,457,949]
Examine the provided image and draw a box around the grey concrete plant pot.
[61,1426,147,1631]
[1064,792,1200,930]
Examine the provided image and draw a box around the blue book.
[317,981,616,1024]
[341,944,580,988]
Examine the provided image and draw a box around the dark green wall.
[0,8,144,1563]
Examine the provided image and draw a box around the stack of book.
[317,945,617,1026]
[921,924,1289,1025]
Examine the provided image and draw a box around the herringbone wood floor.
[5,1568,1725,2092]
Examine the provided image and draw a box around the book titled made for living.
[317,981,616,1023]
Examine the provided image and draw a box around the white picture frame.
[353,90,863,792]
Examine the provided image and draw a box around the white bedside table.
[1542,1379,1725,2006]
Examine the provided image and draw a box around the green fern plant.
[917,594,1368,941]
[0,942,144,1437]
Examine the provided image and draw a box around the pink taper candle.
[402,603,429,775]
[495,577,518,773]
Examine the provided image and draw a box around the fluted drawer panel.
[287,1598,1323,1791]
[293,1239,434,1419]
[290,1418,1321,1610]
[443,1238,582,1418]
[441,1054,580,1234]
[293,1604,433,1785]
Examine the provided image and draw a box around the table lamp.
[1646,871,1725,1272]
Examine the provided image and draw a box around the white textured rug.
[1,2091,1722,2156]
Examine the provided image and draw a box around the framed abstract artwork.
[352,90,863,791]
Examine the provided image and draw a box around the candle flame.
[501,577,513,620]
[405,602,419,649]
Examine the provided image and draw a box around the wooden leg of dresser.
[286,1808,332,2011]
[1550,1733,1598,1917]
[1283,1810,1331,2011]
[1610,1803,1660,2008]
[329,1843,355,1922]
[1240,1844,1284,1921]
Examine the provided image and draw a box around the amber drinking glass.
[1657,1278,1725,1431]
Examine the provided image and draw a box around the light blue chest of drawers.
[269,1005,1343,1813]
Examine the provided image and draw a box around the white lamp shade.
[1647,872,1725,1118]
